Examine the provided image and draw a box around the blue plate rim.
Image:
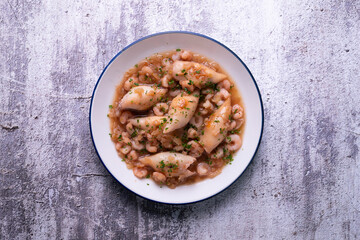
[89,31,264,205]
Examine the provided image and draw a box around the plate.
[89,31,264,204]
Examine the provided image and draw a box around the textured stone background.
[1,0,359,239]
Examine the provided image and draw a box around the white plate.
[89,32,264,204]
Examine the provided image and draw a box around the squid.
[200,98,232,153]
[119,86,167,111]
[172,61,227,88]
[139,152,196,178]
[163,91,200,133]
[128,116,167,130]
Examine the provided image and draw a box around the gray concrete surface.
[1,0,359,239]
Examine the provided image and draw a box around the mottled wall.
[0,0,359,239]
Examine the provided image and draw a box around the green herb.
[109,133,112,137]
[135,64,138,68]
[205,81,219,91]
[176,48,181,51]
[181,69,186,73]
[134,82,139,86]
[131,130,138,138]
[129,78,133,82]
[146,174,150,179]
[225,153,234,164]
[182,143,192,149]
[195,70,201,74]
[230,129,240,134]
[159,160,166,169]
[214,120,220,123]
[201,130,204,135]
[109,105,113,109]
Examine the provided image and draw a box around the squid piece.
[200,98,232,153]
[128,116,167,130]
[119,86,167,111]
[139,152,196,177]
[163,91,200,133]
[172,61,227,88]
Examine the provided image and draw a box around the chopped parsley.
[131,129,138,138]
[176,48,181,51]
[108,105,113,109]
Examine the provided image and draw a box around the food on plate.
[108,49,245,188]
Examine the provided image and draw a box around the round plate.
[89,31,264,204]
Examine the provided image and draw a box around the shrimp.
[187,140,204,158]
[152,172,166,183]
[126,122,134,134]
[210,147,224,159]
[146,140,158,153]
[180,50,193,61]
[119,111,133,124]
[131,139,144,151]
[133,167,148,179]
[124,77,139,91]
[197,162,210,176]
[120,144,132,155]
[212,88,230,106]
[127,150,138,161]
[199,100,214,115]
[169,89,182,97]
[153,103,169,116]
[226,134,242,151]
[232,104,243,119]
[161,75,171,88]
[228,119,244,131]
[217,79,231,91]
[188,128,198,139]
